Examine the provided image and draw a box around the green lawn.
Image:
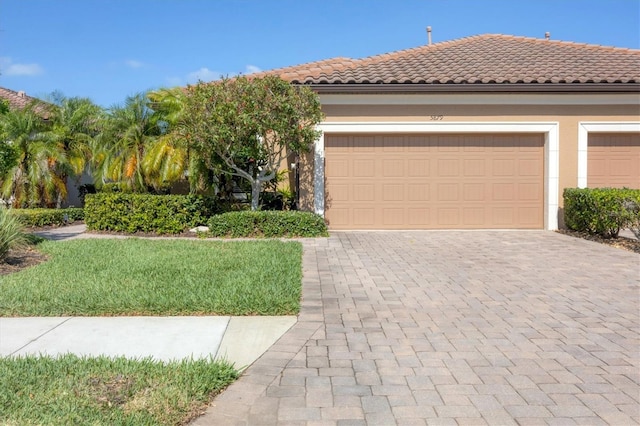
[0,238,302,316]
[0,354,238,426]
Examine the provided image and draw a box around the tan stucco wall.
[298,102,640,215]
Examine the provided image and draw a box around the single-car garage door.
[587,133,640,188]
[325,133,544,229]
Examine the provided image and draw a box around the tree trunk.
[251,180,261,211]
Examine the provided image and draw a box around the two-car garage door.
[325,134,544,230]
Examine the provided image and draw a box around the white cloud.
[125,59,144,69]
[245,64,262,74]
[186,67,221,83]
[0,57,44,76]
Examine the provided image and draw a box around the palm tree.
[142,88,190,192]
[46,93,103,206]
[145,87,218,194]
[0,103,67,207]
[99,93,161,192]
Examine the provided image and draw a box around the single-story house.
[264,33,639,230]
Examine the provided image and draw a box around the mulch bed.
[0,247,48,276]
[557,229,640,254]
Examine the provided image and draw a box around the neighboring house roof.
[261,34,640,93]
[0,87,40,110]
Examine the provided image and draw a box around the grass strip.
[0,238,302,316]
[0,354,238,425]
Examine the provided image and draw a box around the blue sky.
[1,0,638,107]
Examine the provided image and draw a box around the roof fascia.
[317,92,640,106]
[306,83,640,95]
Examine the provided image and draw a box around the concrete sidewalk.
[1,224,297,369]
[0,315,296,368]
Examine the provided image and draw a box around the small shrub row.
[564,187,640,238]
[9,208,85,227]
[85,193,214,235]
[207,211,328,238]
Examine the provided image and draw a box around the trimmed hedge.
[85,193,214,235]
[207,211,328,238]
[9,208,85,227]
[564,187,640,238]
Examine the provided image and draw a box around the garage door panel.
[325,133,543,229]
[382,184,404,201]
[437,183,460,202]
[588,133,640,188]
[382,135,405,152]
[463,159,486,176]
[327,208,350,227]
[492,183,516,201]
[610,159,633,176]
[493,159,516,176]
[492,207,515,226]
[329,184,349,202]
[463,183,485,201]
[518,159,542,176]
[407,136,433,152]
[326,159,349,177]
[382,208,404,225]
[408,207,430,225]
[352,184,375,202]
[408,184,430,201]
[353,160,375,177]
[518,183,541,201]
[408,159,430,176]
[518,207,541,227]
[351,136,377,151]
[382,159,404,176]
[353,208,375,226]
[463,207,485,226]
[437,208,460,226]
[438,159,460,176]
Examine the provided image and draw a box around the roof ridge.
[352,34,639,65]
[344,34,489,67]
[484,33,640,53]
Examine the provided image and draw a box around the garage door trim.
[314,121,560,230]
[577,121,640,188]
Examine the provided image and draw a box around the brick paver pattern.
[194,231,639,425]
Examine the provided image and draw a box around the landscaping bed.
[557,229,640,254]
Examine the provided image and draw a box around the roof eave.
[302,83,640,94]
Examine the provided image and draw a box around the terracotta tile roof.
[0,87,42,110]
[264,34,640,87]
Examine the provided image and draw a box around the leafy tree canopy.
[180,75,323,210]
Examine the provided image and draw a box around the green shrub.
[84,193,215,234]
[9,208,84,227]
[564,187,640,238]
[207,211,328,238]
[0,208,26,261]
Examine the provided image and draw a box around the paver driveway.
[195,231,639,425]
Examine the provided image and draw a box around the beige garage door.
[588,133,640,188]
[325,134,544,229]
